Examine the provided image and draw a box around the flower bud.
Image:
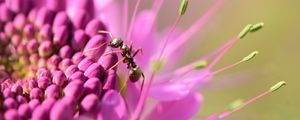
[5,109,21,120]
[30,88,43,100]
[64,65,79,78]
[84,77,102,95]
[83,35,107,60]
[38,77,51,90]
[84,63,105,79]
[45,84,59,99]
[78,57,94,71]
[72,30,89,51]
[64,80,84,101]
[52,70,67,86]
[35,7,54,28]
[72,52,85,65]
[4,97,18,109]
[59,45,74,58]
[18,104,32,119]
[38,40,53,58]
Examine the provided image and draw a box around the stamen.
[228,99,244,110]
[206,37,238,71]
[151,60,165,73]
[165,0,225,57]
[216,81,287,119]
[242,51,259,62]
[193,61,208,70]
[158,0,188,59]
[123,0,128,35]
[210,51,259,75]
[179,0,189,15]
[250,22,264,32]
[169,37,237,78]
[270,81,286,92]
[133,1,189,118]
[126,0,141,42]
[238,24,253,39]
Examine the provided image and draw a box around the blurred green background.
[139,0,299,119]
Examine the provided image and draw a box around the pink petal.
[131,10,158,69]
[146,92,203,120]
[99,90,128,120]
[150,71,211,101]
[149,80,191,101]
[93,0,122,36]
[126,82,140,113]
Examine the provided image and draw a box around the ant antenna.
[140,73,145,91]
[98,30,114,39]
[83,41,109,54]
[109,57,126,70]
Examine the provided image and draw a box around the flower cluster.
[0,0,286,120]
[0,0,122,119]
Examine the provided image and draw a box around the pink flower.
[0,0,285,120]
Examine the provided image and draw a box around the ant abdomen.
[129,67,143,83]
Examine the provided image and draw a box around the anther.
[238,24,253,39]
[270,81,286,92]
[151,60,165,72]
[242,51,259,62]
[193,61,208,70]
[179,0,189,15]
[250,22,264,32]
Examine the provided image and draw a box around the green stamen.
[250,22,264,32]
[238,24,253,39]
[270,81,286,92]
[179,0,189,15]
[229,99,244,110]
[152,60,165,72]
[242,51,259,61]
[193,61,208,70]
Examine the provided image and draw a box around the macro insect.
[87,30,145,91]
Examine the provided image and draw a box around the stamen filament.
[165,0,225,57]
[210,60,243,75]
[123,0,129,36]
[158,16,182,59]
[169,37,237,77]
[206,37,238,71]
[210,51,259,75]
[214,81,286,119]
[133,1,188,118]
[218,90,268,119]
[126,0,142,42]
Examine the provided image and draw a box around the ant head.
[109,38,123,48]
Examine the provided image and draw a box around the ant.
[87,30,145,91]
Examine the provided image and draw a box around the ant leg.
[132,48,143,57]
[109,57,126,70]
[98,30,114,39]
[140,72,145,91]
[129,41,133,52]
[83,41,108,54]
[102,51,122,56]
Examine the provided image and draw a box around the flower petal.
[149,80,191,101]
[98,90,128,120]
[93,0,122,36]
[146,92,203,120]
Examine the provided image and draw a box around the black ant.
[87,30,145,91]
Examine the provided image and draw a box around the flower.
[0,0,285,120]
